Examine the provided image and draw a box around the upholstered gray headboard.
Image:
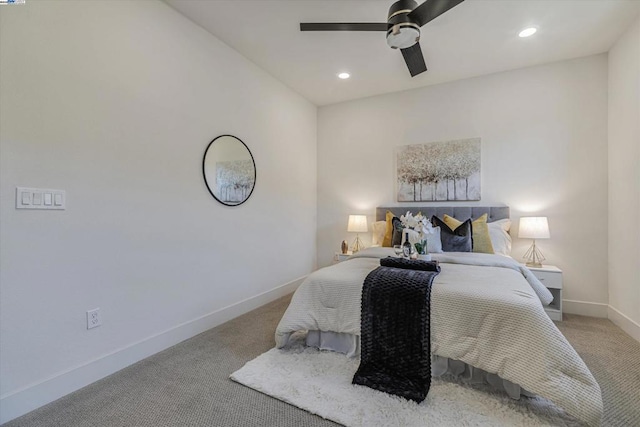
[376,206,510,222]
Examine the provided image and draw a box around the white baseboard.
[562,299,608,318]
[608,305,640,343]
[0,277,304,425]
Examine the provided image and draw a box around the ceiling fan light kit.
[386,23,420,49]
[300,0,465,77]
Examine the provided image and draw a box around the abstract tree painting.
[396,138,481,202]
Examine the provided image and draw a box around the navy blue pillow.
[431,216,472,252]
[391,216,403,247]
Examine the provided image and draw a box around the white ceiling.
[165,0,640,106]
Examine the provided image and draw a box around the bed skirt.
[305,330,533,400]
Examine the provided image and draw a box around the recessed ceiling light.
[338,72,350,79]
[519,27,537,38]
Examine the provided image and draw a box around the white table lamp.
[347,215,368,253]
[518,216,550,267]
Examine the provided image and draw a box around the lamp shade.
[347,215,368,233]
[518,217,550,239]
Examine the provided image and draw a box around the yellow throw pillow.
[382,210,395,247]
[443,213,495,254]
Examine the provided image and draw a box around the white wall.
[318,55,609,316]
[608,16,640,342]
[0,0,316,422]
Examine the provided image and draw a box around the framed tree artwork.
[396,138,481,202]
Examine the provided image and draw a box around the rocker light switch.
[21,191,31,205]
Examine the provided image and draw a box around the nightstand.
[334,252,352,263]
[527,265,563,321]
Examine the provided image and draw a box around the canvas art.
[397,138,481,202]
[216,160,255,204]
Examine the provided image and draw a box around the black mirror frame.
[202,134,256,207]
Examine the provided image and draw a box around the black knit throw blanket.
[352,257,441,402]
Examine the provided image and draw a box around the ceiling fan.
[300,0,465,77]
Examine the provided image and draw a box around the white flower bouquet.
[399,211,436,255]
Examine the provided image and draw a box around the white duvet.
[275,248,603,426]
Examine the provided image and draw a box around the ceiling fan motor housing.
[386,0,420,49]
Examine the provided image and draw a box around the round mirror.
[202,135,256,206]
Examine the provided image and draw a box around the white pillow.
[488,219,512,256]
[427,227,444,253]
[400,226,443,253]
[371,220,387,246]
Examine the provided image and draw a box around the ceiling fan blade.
[407,0,465,27]
[300,23,389,31]
[401,43,427,77]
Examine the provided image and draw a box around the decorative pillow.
[431,216,472,252]
[382,211,394,247]
[427,227,444,253]
[391,216,403,247]
[488,219,512,256]
[371,220,387,246]
[443,213,494,254]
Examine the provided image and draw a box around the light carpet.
[231,333,582,427]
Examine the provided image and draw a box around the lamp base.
[523,239,545,268]
[351,234,365,253]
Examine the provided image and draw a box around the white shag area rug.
[231,334,583,427]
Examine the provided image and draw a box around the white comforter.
[275,248,603,426]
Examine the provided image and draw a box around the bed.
[275,206,603,426]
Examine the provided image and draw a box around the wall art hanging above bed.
[396,137,480,202]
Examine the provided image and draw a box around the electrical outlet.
[87,308,101,329]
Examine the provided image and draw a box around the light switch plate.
[16,187,66,210]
